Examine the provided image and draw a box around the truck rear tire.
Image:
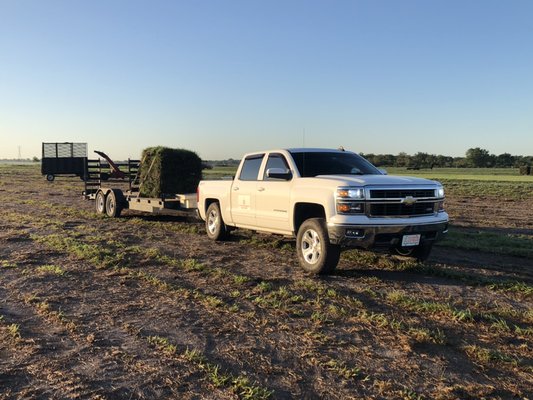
[95,191,106,215]
[105,189,123,218]
[206,202,229,241]
[46,174,55,182]
[297,218,340,275]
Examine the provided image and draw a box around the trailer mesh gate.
[42,142,88,158]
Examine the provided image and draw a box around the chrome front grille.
[369,202,436,217]
[369,189,435,199]
[366,186,440,218]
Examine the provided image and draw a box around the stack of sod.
[519,165,531,176]
[139,147,203,197]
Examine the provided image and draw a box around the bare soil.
[1,166,532,399]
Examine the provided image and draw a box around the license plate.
[402,234,421,247]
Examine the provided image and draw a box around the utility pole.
[18,146,21,160]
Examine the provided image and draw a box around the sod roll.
[139,147,203,197]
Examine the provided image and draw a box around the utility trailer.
[84,152,198,218]
[42,142,88,181]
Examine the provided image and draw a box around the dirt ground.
[1,166,532,399]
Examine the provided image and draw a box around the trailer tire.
[206,202,229,241]
[95,191,107,215]
[46,174,55,182]
[296,218,340,275]
[105,189,123,218]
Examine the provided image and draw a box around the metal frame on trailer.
[41,142,88,181]
[84,153,197,218]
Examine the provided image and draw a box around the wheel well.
[204,198,219,213]
[294,203,326,233]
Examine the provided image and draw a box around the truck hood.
[315,174,440,186]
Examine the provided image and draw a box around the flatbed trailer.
[84,153,198,218]
[91,187,197,218]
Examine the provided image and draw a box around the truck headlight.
[436,187,444,198]
[336,187,365,214]
[337,187,365,199]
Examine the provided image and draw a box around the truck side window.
[239,155,264,181]
[263,154,289,180]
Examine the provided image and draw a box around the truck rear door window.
[239,155,264,181]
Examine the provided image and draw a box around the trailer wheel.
[296,218,340,275]
[105,189,123,218]
[46,174,55,182]
[95,191,107,215]
[206,202,228,241]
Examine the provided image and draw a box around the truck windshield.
[290,151,381,177]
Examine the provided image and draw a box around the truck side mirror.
[266,168,292,180]
[378,168,388,175]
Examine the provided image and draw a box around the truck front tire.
[206,202,229,241]
[297,218,340,275]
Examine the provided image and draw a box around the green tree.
[495,153,515,167]
[465,147,492,167]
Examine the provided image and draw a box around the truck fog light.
[346,229,364,238]
[351,203,363,212]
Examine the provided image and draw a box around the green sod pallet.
[139,147,202,197]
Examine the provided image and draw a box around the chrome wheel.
[205,203,228,241]
[301,228,321,265]
[207,208,219,235]
[96,192,106,214]
[106,196,115,216]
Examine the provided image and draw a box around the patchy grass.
[441,228,533,258]
[1,164,532,399]
[36,264,67,276]
[147,335,273,399]
[463,344,519,367]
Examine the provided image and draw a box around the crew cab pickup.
[197,148,448,274]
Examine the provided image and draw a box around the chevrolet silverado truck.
[197,148,448,274]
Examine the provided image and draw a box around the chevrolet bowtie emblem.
[401,196,417,206]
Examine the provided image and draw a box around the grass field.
[1,163,532,399]
[386,167,533,182]
[203,165,533,200]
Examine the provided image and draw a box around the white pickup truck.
[197,148,448,274]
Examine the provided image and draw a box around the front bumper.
[328,220,449,249]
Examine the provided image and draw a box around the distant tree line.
[361,148,533,169]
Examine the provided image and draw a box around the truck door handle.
[233,187,240,191]
[258,187,265,192]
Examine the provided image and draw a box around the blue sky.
[1,0,532,160]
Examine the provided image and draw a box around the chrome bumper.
[328,220,449,248]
